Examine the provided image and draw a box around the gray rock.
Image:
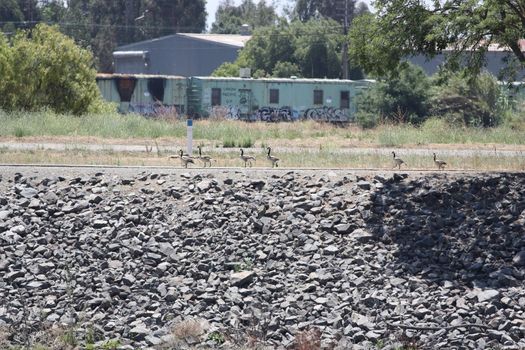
[350,228,374,242]
[476,289,500,303]
[92,219,108,228]
[0,210,11,220]
[513,250,525,266]
[323,245,339,255]
[129,323,150,341]
[42,191,58,204]
[20,187,38,199]
[357,181,371,190]
[334,223,353,234]
[122,274,136,286]
[230,271,255,287]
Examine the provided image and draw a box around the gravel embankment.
[0,167,524,349]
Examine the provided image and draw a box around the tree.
[430,71,507,127]
[294,0,356,24]
[1,24,101,114]
[355,63,432,127]
[214,19,346,78]
[0,0,24,24]
[0,1,206,72]
[211,0,278,34]
[272,61,301,77]
[0,33,15,109]
[349,0,525,79]
[0,0,23,34]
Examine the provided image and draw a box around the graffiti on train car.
[256,106,298,122]
[208,105,240,120]
[206,105,351,122]
[129,103,183,118]
[304,106,351,122]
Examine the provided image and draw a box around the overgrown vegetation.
[213,18,363,79]
[0,24,103,115]
[355,64,523,129]
[0,109,524,146]
[348,1,525,80]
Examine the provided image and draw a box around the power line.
[0,20,346,36]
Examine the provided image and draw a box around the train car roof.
[191,76,375,84]
[96,73,186,79]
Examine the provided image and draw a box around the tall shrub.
[1,24,100,115]
[430,71,508,127]
[355,63,431,127]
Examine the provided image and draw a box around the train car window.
[314,90,323,105]
[340,91,350,108]
[115,77,137,102]
[212,88,221,106]
[270,89,279,104]
[147,78,166,102]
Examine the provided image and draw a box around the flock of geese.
[170,147,448,170]
[391,151,447,170]
[171,146,280,168]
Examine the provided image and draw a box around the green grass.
[374,118,525,146]
[0,111,524,147]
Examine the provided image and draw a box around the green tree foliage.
[211,0,278,34]
[0,0,206,72]
[293,0,356,24]
[62,0,205,71]
[0,24,100,114]
[349,0,525,78]
[0,33,14,109]
[0,0,24,34]
[355,63,432,127]
[212,62,242,77]
[430,72,507,127]
[213,19,348,78]
[272,61,301,78]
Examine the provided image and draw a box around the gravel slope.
[0,166,524,349]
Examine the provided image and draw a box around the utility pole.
[341,0,349,80]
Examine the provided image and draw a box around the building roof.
[116,33,252,51]
[192,76,375,84]
[177,33,251,48]
[486,39,525,52]
[96,73,186,79]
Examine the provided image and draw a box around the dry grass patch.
[0,147,524,171]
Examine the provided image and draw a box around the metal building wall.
[114,35,240,76]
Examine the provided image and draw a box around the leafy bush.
[272,61,301,78]
[0,24,101,114]
[211,62,241,77]
[355,111,380,129]
[355,63,431,125]
[430,71,508,127]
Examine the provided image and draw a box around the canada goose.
[240,148,256,167]
[179,149,194,168]
[266,147,279,168]
[433,152,447,170]
[197,146,213,167]
[392,151,405,169]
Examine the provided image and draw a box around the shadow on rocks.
[365,172,525,288]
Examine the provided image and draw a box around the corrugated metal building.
[113,33,251,76]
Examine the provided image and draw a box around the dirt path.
[1,141,524,158]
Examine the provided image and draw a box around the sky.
[205,0,373,31]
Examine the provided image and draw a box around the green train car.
[96,74,187,116]
[187,76,373,122]
[96,74,373,122]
